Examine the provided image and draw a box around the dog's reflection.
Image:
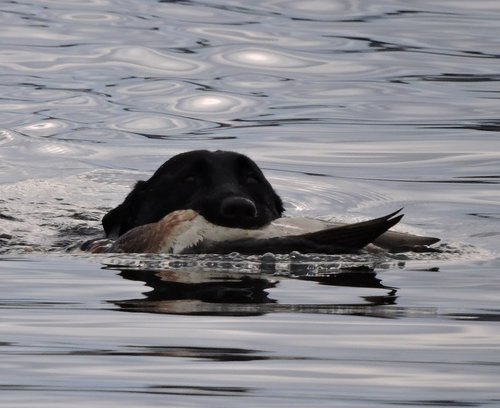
[109,261,399,317]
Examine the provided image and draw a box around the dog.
[103,150,284,239]
[97,150,439,254]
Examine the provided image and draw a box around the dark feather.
[185,209,404,255]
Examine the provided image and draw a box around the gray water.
[1,0,500,406]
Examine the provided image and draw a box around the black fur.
[103,150,284,238]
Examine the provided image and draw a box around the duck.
[85,208,439,254]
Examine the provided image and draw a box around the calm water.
[1,0,500,406]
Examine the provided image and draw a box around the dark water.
[1,0,500,406]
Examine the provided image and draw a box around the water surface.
[1,0,500,407]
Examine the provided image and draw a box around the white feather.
[165,215,334,253]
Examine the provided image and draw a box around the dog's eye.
[245,173,260,185]
[182,175,197,184]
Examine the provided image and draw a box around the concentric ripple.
[217,47,323,69]
[172,93,259,117]
[108,112,210,135]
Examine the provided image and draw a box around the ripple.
[189,26,333,49]
[214,45,374,75]
[0,130,16,145]
[0,130,98,185]
[155,2,220,19]
[173,93,258,117]
[0,83,77,103]
[216,73,291,92]
[111,46,203,73]
[51,93,105,108]
[108,112,210,135]
[1,46,207,77]
[14,120,72,137]
[288,0,348,13]
[37,143,82,156]
[251,0,392,21]
[0,26,79,46]
[272,172,392,217]
[38,92,118,123]
[113,80,184,96]
[57,11,124,23]
[220,47,321,69]
[44,0,112,5]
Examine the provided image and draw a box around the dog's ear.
[102,204,125,239]
[102,180,147,238]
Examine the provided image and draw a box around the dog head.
[102,150,284,238]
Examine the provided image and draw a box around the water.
[1,0,500,406]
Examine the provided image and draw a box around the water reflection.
[106,255,401,317]
[70,345,268,362]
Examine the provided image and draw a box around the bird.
[85,208,439,255]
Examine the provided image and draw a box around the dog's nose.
[221,196,257,219]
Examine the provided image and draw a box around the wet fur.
[103,150,284,239]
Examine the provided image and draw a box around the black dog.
[100,150,438,254]
[103,150,284,239]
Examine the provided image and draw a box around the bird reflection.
[107,255,400,317]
